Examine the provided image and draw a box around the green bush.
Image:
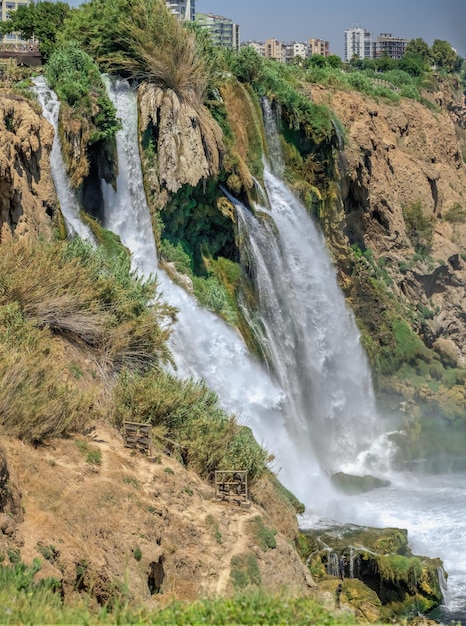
[114,369,269,482]
[230,553,261,589]
[45,43,121,143]
[206,514,222,544]
[160,240,193,275]
[402,200,435,255]
[247,516,277,551]
[444,202,466,223]
[75,440,102,465]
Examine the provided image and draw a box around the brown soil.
[0,422,315,606]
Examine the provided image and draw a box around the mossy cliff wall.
[308,84,466,461]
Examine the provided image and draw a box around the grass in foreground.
[0,561,358,625]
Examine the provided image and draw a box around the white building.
[285,41,309,62]
[344,27,373,62]
[166,0,195,21]
[195,13,240,50]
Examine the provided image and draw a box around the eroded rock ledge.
[0,90,56,242]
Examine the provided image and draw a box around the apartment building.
[344,27,373,62]
[244,41,266,56]
[195,13,240,50]
[165,0,195,21]
[373,33,409,60]
[265,38,285,63]
[309,38,330,57]
[285,41,309,62]
[1,0,30,45]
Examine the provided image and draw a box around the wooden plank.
[123,421,152,455]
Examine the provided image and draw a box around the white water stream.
[33,76,94,242]
[40,76,465,623]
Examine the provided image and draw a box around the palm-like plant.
[60,0,224,192]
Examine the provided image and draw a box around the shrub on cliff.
[227,47,334,145]
[45,43,121,144]
[114,369,270,481]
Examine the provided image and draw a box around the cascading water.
[233,179,388,478]
[60,77,464,622]
[100,77,313,493]
[230,100,394,480]
[32,76,94,242]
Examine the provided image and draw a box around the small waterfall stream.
[33,76,94,242]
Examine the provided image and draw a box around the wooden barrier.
[215,470,248,505]
[123,421,152,456]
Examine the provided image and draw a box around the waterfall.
[234,170,388,477]
[98,78,395,509]
[327,552,339,577]
[100,78,316,497]
[32,77,94,242]
[234,100,394,479]
[437,565,450,607]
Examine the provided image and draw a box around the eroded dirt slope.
[0,423,315,606]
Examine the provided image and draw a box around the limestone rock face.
[139,83,224,196]
[0,90,56,242]
[312,86,466,363]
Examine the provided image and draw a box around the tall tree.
[0,1,70,59]
[405,38,431,64]
[431,39,458,72]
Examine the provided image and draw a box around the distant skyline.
[195,0,466,58]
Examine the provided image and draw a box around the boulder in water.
[331,472,390,494]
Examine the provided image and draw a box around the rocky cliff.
[0,90,56,242]
[139,83,224,204]
[313,84,466,367]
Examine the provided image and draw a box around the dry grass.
[105,0,208,103]
[0,237,175,441]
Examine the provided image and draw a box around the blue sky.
[195,0,466,58]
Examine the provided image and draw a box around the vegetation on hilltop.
[45,43,121,145]
[303,37,464,108]
[60,0,209,104]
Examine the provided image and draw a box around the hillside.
[0,424,314,603]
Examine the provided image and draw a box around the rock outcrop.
[299,524,445,622]
[0,90,56,242]
[312,86,466,365]
[139,83,224,199]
